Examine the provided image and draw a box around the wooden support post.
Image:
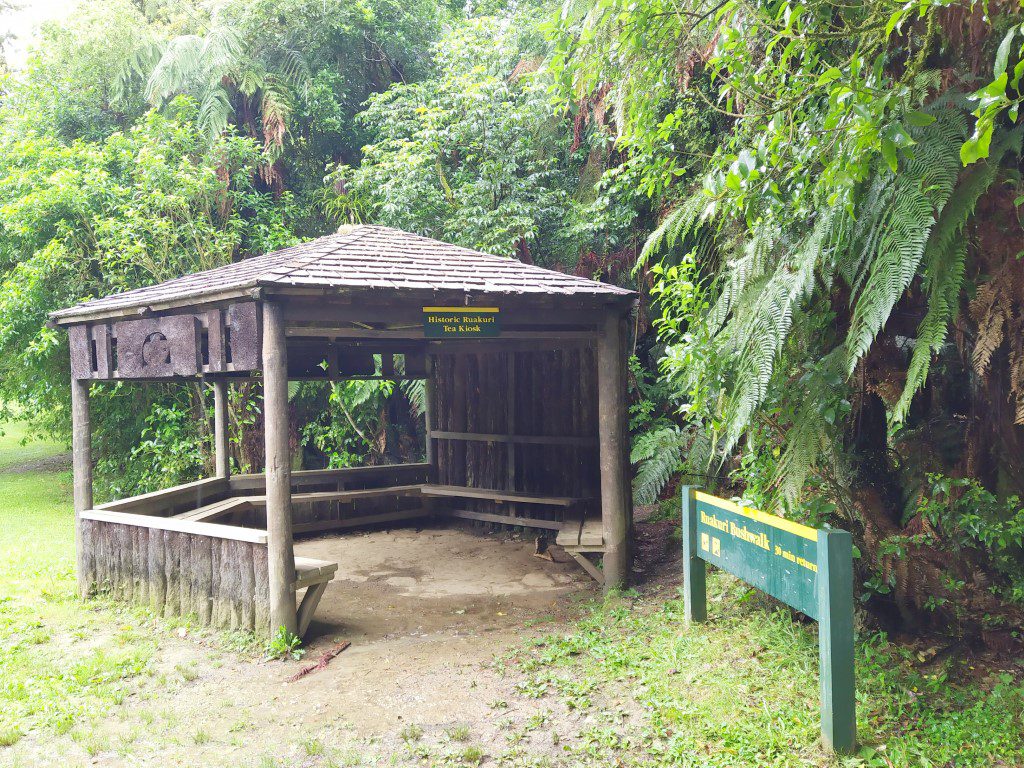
[506,352,516,495]
[597,314,629,591]
[71,377,93,598]
[681,485,707,623]
[818,529,856,753]
[213,379,230,478]
[424,355,436,479]
[262,301,298,636]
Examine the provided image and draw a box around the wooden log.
[238,540,256,631]
[210,537,226,629]
[225,538,243,630]
[113,522,128,602]
[179,530,193,619]
[131,525,144,605]
[78,518,96,595]
[424,355,435,477]
[262,300,298,636]
[253,546,270,638]
[213,379,230,478]
[163,530,180,618]
[194,534,213,625]
[597,314,630,591]
[71,377,92,598]
[148,522,166,615]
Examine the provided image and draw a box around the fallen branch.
[287,641,351,683]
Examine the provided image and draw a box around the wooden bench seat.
[173,496,254,522]
[293,556,339,636]
[245,484,425,507]
[420,484,587,507]
[556,513,605,584]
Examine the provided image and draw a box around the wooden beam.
[597,313,630,591]
[262,301,298,636]
[79,509,268,544]
[227,462,430,492]
[567,551,605,584]
[280,300,609,327]
[421,484,586,507]
[96,476,230,515]
[429,430,596,447]
[286,327,598,341]
[424,355,436,477]
[213,379,230,478]
[242,484,424,506]
[71,377,93,598]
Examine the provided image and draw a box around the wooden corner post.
[71,376,93,598]
[262,301,298,636]
[681,485,706,623]
[423,354,436,479]
[597,313,629,591]
[213,379,230,478]
[817,529,856,753]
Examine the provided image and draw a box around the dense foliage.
[557,0,1024,636]
[2,0,1024,641]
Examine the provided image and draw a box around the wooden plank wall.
[432,348,600,527]
[79,518,271,637]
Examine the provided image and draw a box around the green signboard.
[682,486,856,754]
[423,307,500,338]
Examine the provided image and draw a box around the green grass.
[507,578,1024,767]
[0,418,64,471]
[0,425,156,749]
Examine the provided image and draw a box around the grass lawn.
[0,418,64,470]
[506,578,1024,767]
[0,426,158,750]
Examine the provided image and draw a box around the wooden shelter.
[51,226,637,638]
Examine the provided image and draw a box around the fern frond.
[631,425,687,505]
[197,87,233,140]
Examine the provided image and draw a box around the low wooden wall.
[96,476,232,516]
[78,511,271,637]
[77,463,431,636]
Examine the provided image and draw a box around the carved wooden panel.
[226,303,259,370]
[68,325,92,380]
[67,302,262,380]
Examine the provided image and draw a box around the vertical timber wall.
[78,518,271,637]
[432,348,600,525]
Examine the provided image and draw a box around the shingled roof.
[51,226,635,323]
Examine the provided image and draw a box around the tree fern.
[842,101,969,375]
[630,424,687,505]
[647,92,1023,505]
[891,126,1022,422]
[143,16,307,148]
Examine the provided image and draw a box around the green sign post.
[682,486,856,754]
[423,306,501,338]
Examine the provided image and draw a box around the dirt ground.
[12,523,627,768]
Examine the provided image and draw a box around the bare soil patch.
[9,523,607,767]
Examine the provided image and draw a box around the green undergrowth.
[505,576,1024,767]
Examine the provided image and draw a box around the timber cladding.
[68,302,260,381]
[432,348,599,526]
[78,517,271,637]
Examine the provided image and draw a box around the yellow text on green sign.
[423,307,500,338]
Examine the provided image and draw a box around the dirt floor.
[12,522,621,768]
